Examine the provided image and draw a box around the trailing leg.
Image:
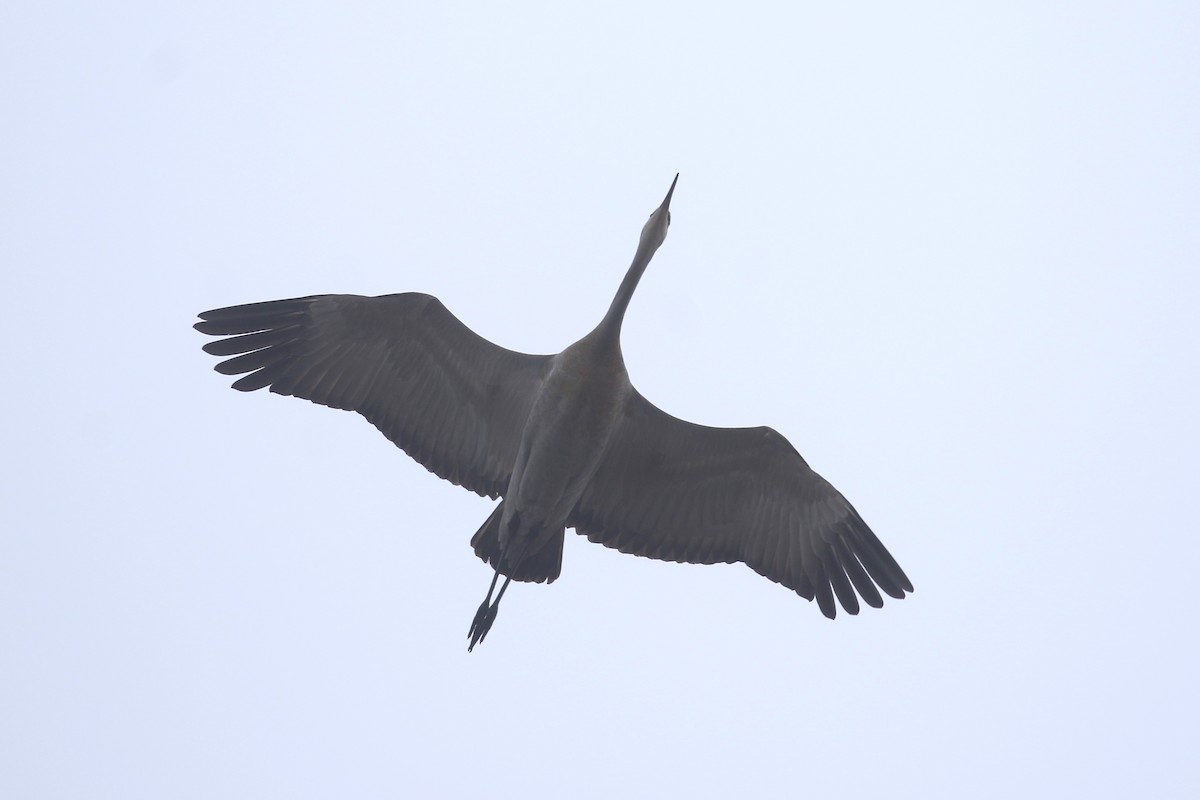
[468,570,511,652]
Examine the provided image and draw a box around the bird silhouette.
[195,174,912,650]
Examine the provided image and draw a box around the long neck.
[596,242,657,340]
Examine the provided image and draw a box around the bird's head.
[637,173,678,255]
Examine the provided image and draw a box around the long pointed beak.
[663,173,679,209]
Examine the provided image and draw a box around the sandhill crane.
[195,175,912,650]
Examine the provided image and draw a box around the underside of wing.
[570,390,913,618]
[196,293,553,498]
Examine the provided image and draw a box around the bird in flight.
[195,174,912,650]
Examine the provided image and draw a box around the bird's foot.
[467,599,500,652]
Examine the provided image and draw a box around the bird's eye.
[666,212,671,226]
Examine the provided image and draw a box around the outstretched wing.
[195,293,553,498]
[570,390,912,618]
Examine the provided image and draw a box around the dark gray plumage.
[196,175,912,648]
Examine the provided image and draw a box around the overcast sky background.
[3,2,1197,798]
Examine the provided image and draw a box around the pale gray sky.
[3,2,1197,797]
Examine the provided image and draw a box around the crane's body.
[195,175,913,650]
[503,331,630,561]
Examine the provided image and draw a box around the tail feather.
[470,501,564,584]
